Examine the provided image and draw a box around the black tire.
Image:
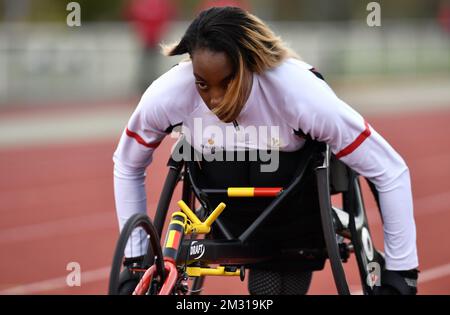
[315,145,350,295]
[316,167,350,294]
[109,213,165,295]
[316,144,385,295]
[345,174,385,295]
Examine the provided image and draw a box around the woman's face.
[191,48,234,111]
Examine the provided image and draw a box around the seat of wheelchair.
[182,145,351,271]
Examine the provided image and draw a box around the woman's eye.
[196,81,208,90]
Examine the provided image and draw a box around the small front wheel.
[109,213,165,295]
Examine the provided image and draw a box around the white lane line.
[0,266,110,295]
[0,107,132,149]
[350,262,450,295]
[3,188,446,244]
[2,262,450,295]
[0,212,117,244]
[419,262,450,283]
[0,202,159,243]
[365,190,450,224]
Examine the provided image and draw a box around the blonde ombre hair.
[163,6,298,123]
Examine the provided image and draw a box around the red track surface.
[0,108,449,295]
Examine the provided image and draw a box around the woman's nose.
[209,91,224,107]
[210,96,222,107]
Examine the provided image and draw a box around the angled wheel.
[316,144,385,295]
[108,213,165,295]
[315,145,350,295]
[344,173,385,295]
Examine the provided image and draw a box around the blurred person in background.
[124,0,176,93]
[113,6,419,295]
[437,0,450,34]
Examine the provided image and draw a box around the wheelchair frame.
[109,139,385,295]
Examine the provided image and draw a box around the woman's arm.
[113,83,179,257]
[113,62,196,258]
[113,62,193,230]
[281,62,418,271]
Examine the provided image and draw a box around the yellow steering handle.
[177,200,226,234]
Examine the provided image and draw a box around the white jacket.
[113,58,418,270]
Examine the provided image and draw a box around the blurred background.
[0,0,449,295]
[1,0,450,108]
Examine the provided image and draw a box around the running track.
[0,106,449,295]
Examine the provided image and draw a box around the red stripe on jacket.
[126,128,162,149]
[336,121,371,159]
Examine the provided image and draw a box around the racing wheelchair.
[108,137,385,295]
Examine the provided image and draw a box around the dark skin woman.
[113,6,419,295]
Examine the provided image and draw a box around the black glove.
[372,269,419,295]
[117,255,146,295]
[123,255,146,269]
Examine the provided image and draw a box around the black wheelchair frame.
[109,138,385,295]
[153,139,384,295]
